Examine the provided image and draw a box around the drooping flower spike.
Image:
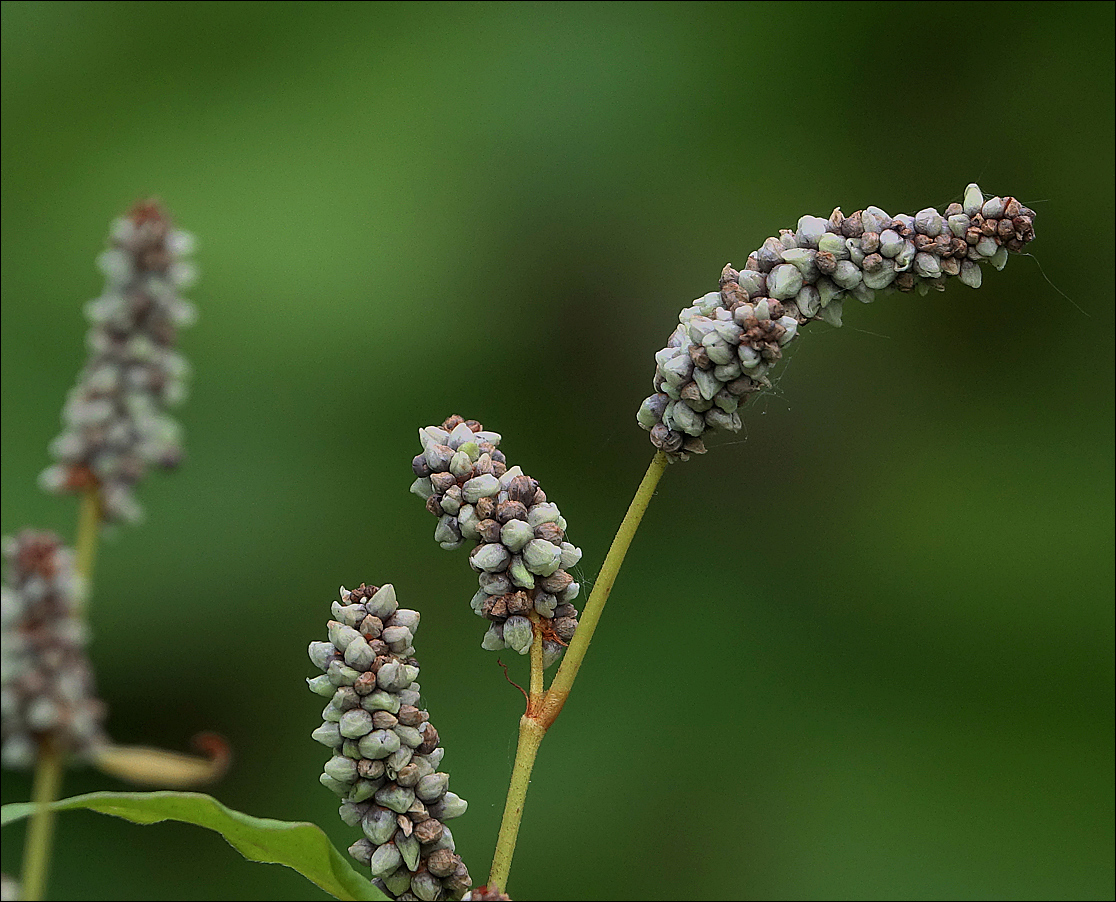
[40,200,197,524]
[637,184,1037,460]
[409,416,582,667]
[308,583,471,901]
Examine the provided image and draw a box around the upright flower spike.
[1,530,107,767]
[39,200,197,524]
[637,183,1037,460]
[308,583,471,901]
[409,416,582,667]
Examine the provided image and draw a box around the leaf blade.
[2,791,387,901]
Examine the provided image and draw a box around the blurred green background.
[2,2,1113,900]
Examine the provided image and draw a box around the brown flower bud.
[417,724,439,755]
[506,475,539,505]
[476,519,502,543]
[495,499,528,523]
[430,472,457,494]
[414,817,444,845]
[533,522,564,545]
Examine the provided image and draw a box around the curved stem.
[486,451,669,892]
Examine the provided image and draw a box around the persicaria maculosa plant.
[1,183,1035,900]
[2,201,227,902]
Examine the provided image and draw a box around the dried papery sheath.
[410,415,582,667]
[39,200,197,524]
[308,583,471,901]
[637,183,1036,460]
[1,530,107,767]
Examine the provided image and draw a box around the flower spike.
[410,416,582,667]
[308,583,471,900]
[637,184,1036,460]
[39,200,198,524]
[1,530,106,766]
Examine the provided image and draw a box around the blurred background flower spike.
[39,199,198,527]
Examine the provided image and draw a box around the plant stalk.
[19,737,64,901]
[486,451,668,891]
[74,487,101,610]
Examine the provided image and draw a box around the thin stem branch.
[528,612,545,703]
[539,450,668,727]
[486,451,669,892]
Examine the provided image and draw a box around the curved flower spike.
[39,200,198,524]
[409,415,582,667]
[637,183,1037,460]
[308,583,472,901]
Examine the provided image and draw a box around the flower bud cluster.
[1,530,106,767]
[308,583,471,901]
[409,415,582,667]
[638,184,1037,460]
[39,200,197,524]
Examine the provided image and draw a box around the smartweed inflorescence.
[3,181,1040,902]
[637,184,1037,460]
[410,415,583,668]
[1,531,105,769]
[308,583,472,900]
[39,201,197,525]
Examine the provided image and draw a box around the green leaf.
[1,791,388,901]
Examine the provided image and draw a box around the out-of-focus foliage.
[2,3,1112,899]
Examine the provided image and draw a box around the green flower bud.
[503,615,534,653]
[319,772,351,797]
[312,723,343,748]
[397,830,422,871]
[416,772,451,802]
[324,755,359,784]
[340,709,375,739]
[369,841,402,878]
[306,674,335,697]
[362,805,397,844]
[375,783,416,814]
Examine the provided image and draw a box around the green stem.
[486,451,669,892]
[19,737,64,901]
[540,450,668,726]
[74,487,101,610]
[487,715,545,892]
[21,486,102,900]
